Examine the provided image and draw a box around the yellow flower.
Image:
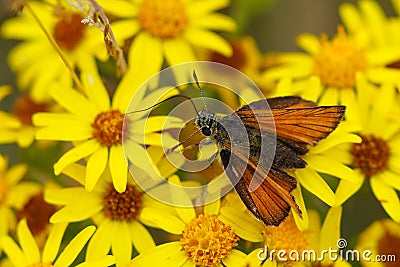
[97,0,236,83]
[0,0,107,101]
[339,0,400,90]
[0,155,41,239]
[197,35,276,93]
[44,154,177,267]
[331,75,400,223]
[0,86,52,147]
[0,219,115,267]
[33,68,182,193]
[130,177,246,267]
[356,219,400,267]
[245,207,350,267]
[264,24,400,106]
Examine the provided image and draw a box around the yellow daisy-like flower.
[339,0,400,90]
[0,85,51,147]
[130,177,246,267]
[245,207,350,267]
[197,35,276,92]
[0,0,107,101]
[356,219,400,267]
[97,0,236,82]
[33,68,182,193]
[0,219,115,267]
[44,152,177,267]
[0,154,41,239]
[265,23,400,106]
[331,75,400,223]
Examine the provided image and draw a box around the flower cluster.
[0,0,399,266]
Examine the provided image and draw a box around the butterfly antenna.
[193,70,209,113]
[124,94,200,117]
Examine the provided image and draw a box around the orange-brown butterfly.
[130,71,345,226]
[190,71,345,226]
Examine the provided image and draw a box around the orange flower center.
[103,183,142,221]
[180,214,239,266]
[138,0,188,39]
[13,96,49,125]
[91,110,124,147]
[313,26,367,88]
[350,134,390,178]
[377,230,400,267]
[263,214,309,263]
[26,263,53,267]
[53,11,86,51]
[18,193,56,235]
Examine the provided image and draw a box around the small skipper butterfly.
[191,71,345,226]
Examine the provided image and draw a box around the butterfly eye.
[202,127,212,136]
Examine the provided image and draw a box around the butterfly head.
[195,110,217,137]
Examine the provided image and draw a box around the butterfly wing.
[237,96,345,146]
[220,148,300,226]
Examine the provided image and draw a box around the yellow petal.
[16,126,35,148]
[204,199,220,216]
[187,0,229,17]
[191,14,236,32]
[169,175,196,223]
[111,222,132,267]
[370,176,400,222]
[42,222,69,263]
[295,167,336,206]
[81,71,111,111]
[0,235,27,266]
[127,242,186,267]
[310,132,361,154]
[140,207,185,234]
[0,111,21,128]
[17,219,40,264]
[60,163,86,185]
[86,146,109,191]
[339,3,362,34]
[163,37,196,66]
[319,206,343,257]
[86,220,113,260]
[109,145,128,193]
[296,33,320,55]
[95,0,137,17]
[185,28,232,57]
[305,154,362,183]
[48,189,102,223]
[6,163,28,187]
[35,125,92,141]
[54,139,100,175]
[128,32,164,83]
[110,19,140,42]
[334,171,364,207]
[222,249,246,267]
[54,226,96,267]
[130,221,156,253]
[124,140,161,179]
[376,170,400,191]
[49,86,99,122]
[75,255,116,267]
[292,185,309,231]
